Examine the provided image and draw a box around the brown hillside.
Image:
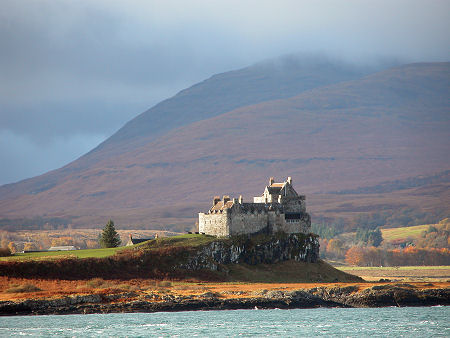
[0,63,449,230]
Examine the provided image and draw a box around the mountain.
[0,56,375,200]
[0,60,449,231]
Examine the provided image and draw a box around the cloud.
[0,0,449,184]
[0,130,105,185]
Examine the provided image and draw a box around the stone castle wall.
[198,177,311,237]
[199,206,311,237]
[198,212,230,237]
[229,210,270,235]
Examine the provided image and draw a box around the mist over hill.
[0,57,448,231]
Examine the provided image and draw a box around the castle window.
[285,213,302,222]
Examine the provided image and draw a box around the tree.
[23,242,38,251]
[326,239,347,259]
[345,246,365,266]
[355,228,383,247]
[99,219,121,248]
[367,229,383,247]
[7,242,17,254]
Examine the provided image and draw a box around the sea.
[0,307,448,337]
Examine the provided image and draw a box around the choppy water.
[0,306,448,337]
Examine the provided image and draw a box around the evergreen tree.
[99,219,121,248]
[367,228,383,247]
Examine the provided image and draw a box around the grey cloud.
[0,130,105,185]
[0,0,449,184]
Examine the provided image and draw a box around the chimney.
[223,195,230,203]
[287,176,292,185]
[213,196,221,205]
[238,195,243,204]
[269,177,274,185]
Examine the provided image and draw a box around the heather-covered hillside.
[0,61,448,231]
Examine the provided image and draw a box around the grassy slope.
[2,246,126,261]
[1,234,362,283]
[381,224,435,242]
[1,234,216,262]
[227,260,362,283]
[136,234,217,250]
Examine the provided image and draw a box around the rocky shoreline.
[1,284,449,316]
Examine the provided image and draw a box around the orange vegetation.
[1,276,448,303]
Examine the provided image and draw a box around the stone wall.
[199,212,229,237]
[229,211,270,235]
[200,206,311,238]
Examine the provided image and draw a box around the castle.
[198,177,311,237]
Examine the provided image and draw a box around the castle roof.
[270,183,284,187]
[210,200,234,211]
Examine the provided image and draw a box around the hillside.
[380,218,449,244]
[0,233,361,283]
[0,56,373,200]
[0,61,449,230]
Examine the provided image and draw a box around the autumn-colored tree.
[326,239,347,259]
[23,242,38,251]
[85,239,100,249]
[51,236,74,247]
[0,236,9,249]
[7,242,17,254]
[345,246,365,266]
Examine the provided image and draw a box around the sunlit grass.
[1,234,215,261]
[1,246,126,261]
[381,224,438,242]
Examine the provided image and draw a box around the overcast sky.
[1,0,449,185]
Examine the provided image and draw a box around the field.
[1,234,215,262]
[381,224,436,242]
[0,228,182,253]
[1,246,126,261]
[337,265,450,282]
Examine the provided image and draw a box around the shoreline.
[1,283,449,316]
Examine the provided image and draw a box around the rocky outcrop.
[180,233,319,271]
[308,285,450,307]
[1,285,448,316]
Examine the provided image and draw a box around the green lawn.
[381,224,437,242]
[138,233,217,250]
[1,246,126,261]
[1,234,215,261]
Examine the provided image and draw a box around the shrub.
[86,278,110,289]
[0,248,11,257]
[5,283,42,293]
[157,281,172,287]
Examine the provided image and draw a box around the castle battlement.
[198,177,311,237]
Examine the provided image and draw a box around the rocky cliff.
[180,233,319,271]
